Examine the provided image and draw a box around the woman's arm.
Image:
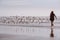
[54,14,57,19]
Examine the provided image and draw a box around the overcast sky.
[0,0,60,16]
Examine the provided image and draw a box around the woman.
[50,11,57,26]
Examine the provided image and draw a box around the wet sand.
[0,25,60,40]
[0,34,60,40]
[0,34,53,40]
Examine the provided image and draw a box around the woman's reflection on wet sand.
[50,24,54,37]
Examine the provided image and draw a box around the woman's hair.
[50,11,54,15]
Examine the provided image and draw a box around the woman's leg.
[51,21,54,26]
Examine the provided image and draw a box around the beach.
[0,25,60,40]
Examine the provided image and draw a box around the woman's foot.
[51,23,54,26]
[52,24,53,26]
